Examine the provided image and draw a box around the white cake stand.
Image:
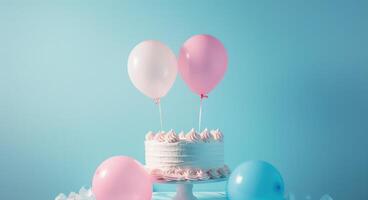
[153,178,227,200]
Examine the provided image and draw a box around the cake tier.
[144,129,230,181]
[146,142,224,169]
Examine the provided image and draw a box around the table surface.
[153,192,226,200]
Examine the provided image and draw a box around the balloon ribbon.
[198,94,208,131]
[154,98,163,131]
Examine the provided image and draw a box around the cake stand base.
[173,184,197,200]
[154,178,227,200]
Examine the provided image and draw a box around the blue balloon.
[227,160,285,200]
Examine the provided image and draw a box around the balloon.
[227,161,285,200]
[128,40,177,99]
[92,156,152,200]
[178,34,227,96]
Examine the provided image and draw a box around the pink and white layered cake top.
[144,128,230,181]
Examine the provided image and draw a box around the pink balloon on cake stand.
[154,178,228,200]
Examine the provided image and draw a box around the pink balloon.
[92,156,152,200]
[178,34,228,96]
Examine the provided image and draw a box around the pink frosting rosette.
[216,167,227,178]
[197,169,210,180]
[207,169,221,179]
[185,129,201,143]
[174,168,186,181]
[161,168,188,181]
[223,165,231,175]
[165,130,179,143]
[184,169,199,181]
[163,168,179,181]
[211,129,223,142]
[145,131,155,141]
[200,128,212,142]
[154,131,166,142]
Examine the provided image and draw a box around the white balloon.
[127,40,177,99]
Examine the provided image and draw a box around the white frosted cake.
[145,128,230,181]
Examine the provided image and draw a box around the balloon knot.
[200,94,208,99]
[153,98,160,104]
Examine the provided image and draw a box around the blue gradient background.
[1,1,367,199]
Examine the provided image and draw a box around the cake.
[145,128,230,181]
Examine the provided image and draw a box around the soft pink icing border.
[146,129,223,143]
[147,165,230,181]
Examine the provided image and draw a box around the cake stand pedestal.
[154,178,227,200]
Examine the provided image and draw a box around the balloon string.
[159,102,163,131]
[154,98,163,131]
[198,94,208,131]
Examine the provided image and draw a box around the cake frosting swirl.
[165,130,179,143]
[185,129,201,143]
[211,129,223,142]
[145,131,155,141]
[200,128,212,143]
[153,131,166,142]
